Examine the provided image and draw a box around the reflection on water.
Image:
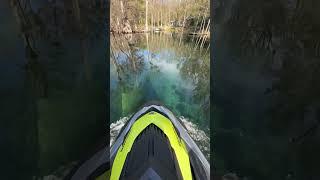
[110,33,210,158]
[0,1,107,179]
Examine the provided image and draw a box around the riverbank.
[111,25,210,37]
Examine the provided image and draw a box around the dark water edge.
[0,1,108,179]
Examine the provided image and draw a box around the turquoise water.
[110,33,210,129]
[110,32,210,142]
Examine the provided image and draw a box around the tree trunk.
[120,1,124,14]
[160,0,163,27]
[205,19,210,34]
[158,10,160,27]
[145,0,148,31]
[151,13,154,29]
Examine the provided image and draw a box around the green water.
[110,33,210,132]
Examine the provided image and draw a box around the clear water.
[110,33,210,157]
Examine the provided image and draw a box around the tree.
[145,0,148,31]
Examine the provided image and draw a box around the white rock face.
[110,116,129,146]
[179,116,210,157]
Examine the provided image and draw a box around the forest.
[110,0,210,35]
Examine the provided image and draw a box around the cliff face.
[213,0,320,179]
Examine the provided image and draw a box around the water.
[110,33,210,158]
[213,0,320,179]
[0,1,107,179]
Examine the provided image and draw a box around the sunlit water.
[110,33,210,159]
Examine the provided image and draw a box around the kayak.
[69,103,210,180]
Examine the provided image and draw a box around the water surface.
[0,1,107,179]
[110,33,210,158]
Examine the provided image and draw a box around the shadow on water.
[1,0,107,179]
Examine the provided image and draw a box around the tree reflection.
[110,32,210,129]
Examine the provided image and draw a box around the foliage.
[110,0,210,32]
